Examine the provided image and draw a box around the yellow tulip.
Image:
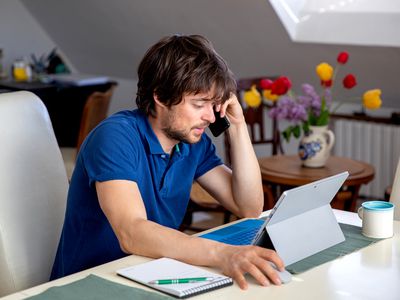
[263,89,279,102]
[243,85,262,107]
[363,89,382,110]
[316,62,333,81]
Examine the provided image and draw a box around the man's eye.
[193,104,204,109]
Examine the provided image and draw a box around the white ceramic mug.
[358,201,395,238]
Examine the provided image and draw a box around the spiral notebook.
[117,258,233,298]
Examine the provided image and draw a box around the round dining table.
[258,155,375,212]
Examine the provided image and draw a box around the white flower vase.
[298,125,335,168]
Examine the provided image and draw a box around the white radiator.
[333,119,400,198]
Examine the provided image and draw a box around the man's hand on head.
[217,94,245,125]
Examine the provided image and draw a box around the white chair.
[0,91,68,296]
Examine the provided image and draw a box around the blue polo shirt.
[51,109,222,279]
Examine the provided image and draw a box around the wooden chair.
[61,85,116,179]
[76,86,115,153]
[181,76,283,232]
[238,77,283,148]
[236,77,284,209]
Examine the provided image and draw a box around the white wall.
[20,0,400,110]
[108,77,137,115]
[3,0,400,180]
[4,0,400,123]
[0,0,58,77]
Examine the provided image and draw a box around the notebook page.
[117,258,232,298]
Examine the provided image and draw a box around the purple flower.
[301,84,318,98]
[290,103,307,122]
[311,97,321,116]
[301,83,321,110]
[268,96,307,124]
[269,82,332,128]
[297,95,312,107]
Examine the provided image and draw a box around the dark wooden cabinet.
[0,80,116,147]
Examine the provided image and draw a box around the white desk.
[2,210,400,300]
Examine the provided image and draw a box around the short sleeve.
[81,121,140,187]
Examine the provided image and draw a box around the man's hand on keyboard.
[215,244,285,290]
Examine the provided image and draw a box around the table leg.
[346,185,362,212]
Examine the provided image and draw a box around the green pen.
[148,277,214,285]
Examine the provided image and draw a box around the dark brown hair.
[136,34,236,116]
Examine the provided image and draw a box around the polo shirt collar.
[173,142,189,158]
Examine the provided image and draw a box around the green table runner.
[25,224,383,298]
[286,223,382,274]
[26,274,174,300]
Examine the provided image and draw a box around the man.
[51,34,284,289]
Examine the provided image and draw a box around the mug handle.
[357,207,363,219]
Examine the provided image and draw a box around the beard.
[161,111,209,144]
[163,126,194,144]
[162,123,209,144]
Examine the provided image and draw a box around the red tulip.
[271,76,291,95]
[259,78,273,90]
[343,74,357,89]
[321,80,333,87]
[337,52,349,64]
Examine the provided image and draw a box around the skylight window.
[269,0,400,46]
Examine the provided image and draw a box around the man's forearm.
[122,218,226,267]
[227,120,263,217]
[122,218,284,290]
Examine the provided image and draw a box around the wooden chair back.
[225,76,283,165]
[76,85,115,152]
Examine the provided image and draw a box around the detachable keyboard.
[200,219,264,245]
[218,226,260,245]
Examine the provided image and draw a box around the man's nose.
[204,106,216,123]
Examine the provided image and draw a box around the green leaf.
[293,125,301,138]
[282,126,292,143]
[308,112,317,125]
[321,97,326,111]
[316,110,330,126]
[302,122,310,134]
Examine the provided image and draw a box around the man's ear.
[153,92,166,108]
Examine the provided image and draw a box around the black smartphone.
[209,110,230,137]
